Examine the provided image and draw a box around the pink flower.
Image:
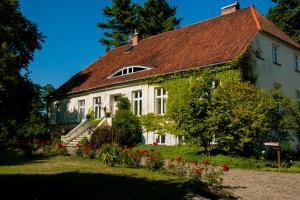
[192,160,198,165]
[196,167,203,172]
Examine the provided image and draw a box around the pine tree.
[267,0,300,43]
[98,0,181,51]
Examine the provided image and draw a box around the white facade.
[252,32,300,100]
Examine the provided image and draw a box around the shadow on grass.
[0,151,52,166]
[0,172,231,200]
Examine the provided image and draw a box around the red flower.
[153,142,159,146]
[202,160,210,165]
[176,156,182,162]
[192,160,198,165]
[150,156,154,161]
[220,178,223,182]
[196,167,203,172]
[128,153,133,157]
[223,164,230,172]
[128,147,133,151]
[150,149,154,152]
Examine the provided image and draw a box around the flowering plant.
[145,149,164,171]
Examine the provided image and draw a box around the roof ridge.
[250,6,262,30]
[140,6,253,43]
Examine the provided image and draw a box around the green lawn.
[134,144,300,172]
[0,152,224,200]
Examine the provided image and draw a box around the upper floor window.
[108,66,152,78]
[132,91,142,116]
[272,44,280,64]
[78,100,85,121]
[295,54,299,72]
[93,97,101,119]
[155,88,167,115]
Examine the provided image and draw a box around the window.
[132,91,142,116]
[274,83,282,90]
[272,44,279,64]
[109,66,152,78]
[55,102,60,123]
[155,88,167,115]
[155,134,166,144]
[296,90,300,100]
[78,100,85,121]
[93,97,101,119]
[178,136,184,144]
[295,55,299,71]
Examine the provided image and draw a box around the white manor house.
[48,4,300,147]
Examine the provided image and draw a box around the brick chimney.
[130,30,139,46]
[221,1,240,15]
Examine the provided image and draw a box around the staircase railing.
[61,118,106,143]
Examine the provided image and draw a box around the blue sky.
[20,0,275,88]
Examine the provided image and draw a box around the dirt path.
[223,169,300,199]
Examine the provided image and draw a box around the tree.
[0,0,44,149]
[98,0,181,51]
[112,96,142,146]
[267,0,300,43]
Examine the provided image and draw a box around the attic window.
[108,66,152,78]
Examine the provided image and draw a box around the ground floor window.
[132,91,142,116]
[93,97,101,119]
[155,134,166,144]
[78,100,85,121]
[155,88,167,115]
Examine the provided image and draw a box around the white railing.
[61,118,106,143]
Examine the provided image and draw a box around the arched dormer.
[108,65,152,79]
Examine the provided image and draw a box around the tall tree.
[98,0,181,51]
[267,0,300,43]
[0,0,44,149]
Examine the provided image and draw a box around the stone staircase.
[61,118,108,154]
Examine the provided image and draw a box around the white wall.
[252,32,300,100]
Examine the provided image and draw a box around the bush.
[100,144,121,167]
[91,126,128,148]
[112,97,142,146]
[120,147,144,168]
[145,149,164,171]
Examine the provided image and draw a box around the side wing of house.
[251,32,300,100]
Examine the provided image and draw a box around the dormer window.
[108,66,152,78]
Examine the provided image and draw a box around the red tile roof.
[51,6,300,98]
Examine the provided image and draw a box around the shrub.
[145,149,164,171]
[91,126,128,148]
[120,147,144,168]
[112,97,142,146]
[100,144,121,167]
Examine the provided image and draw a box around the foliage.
[76,143,97,159]
[140,113,164,132]
[0,0,44,150]
[112,96,142,146]
[100,144,121,167]
[267,0,300,43]
[145,149,164,171]
[120,147,143,168]
[98,0,181,51]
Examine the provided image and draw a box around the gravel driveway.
[223,169,300,199]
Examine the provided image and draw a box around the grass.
[134,144,300,172]
[0,152,227,200]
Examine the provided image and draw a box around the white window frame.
[78,100,85,121]
[155,133,166,145]
[108,65,152,78]
[272,43,279,64]
[295,54,299,71]
[132,91,142,116]
[155,88,167,115]
[93,97,101,119]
